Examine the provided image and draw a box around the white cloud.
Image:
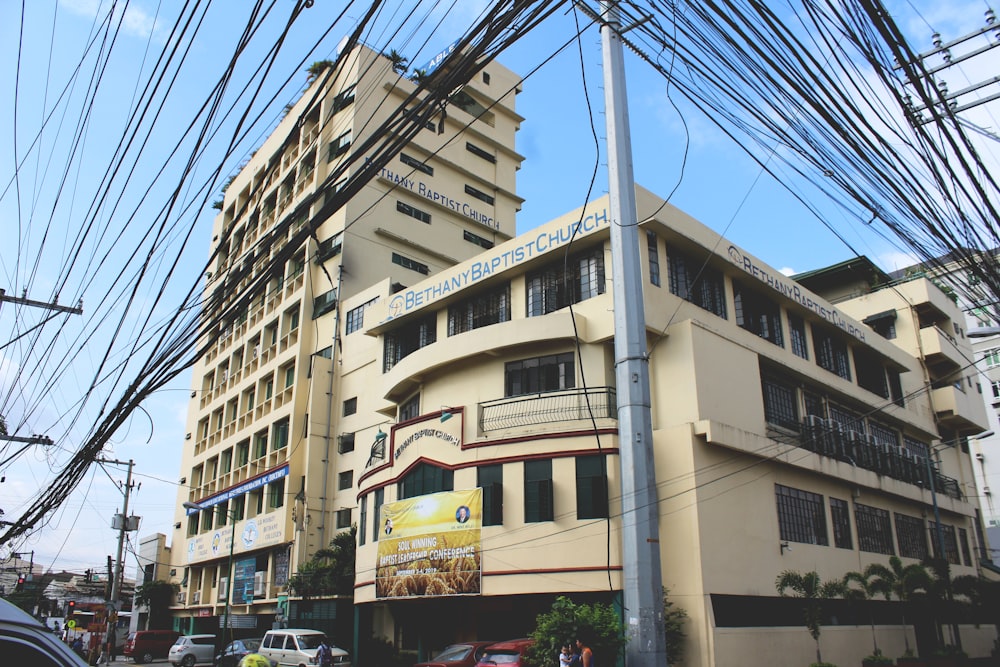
[779,267,796,276]
[59,0,159,40]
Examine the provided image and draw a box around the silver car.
[0,597,87,666]
[168,634,217,667]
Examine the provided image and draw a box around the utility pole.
[100,458,136,661]
[0,288,83,315]
[600,2,668,666]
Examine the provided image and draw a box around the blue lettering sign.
[185,464,290,514]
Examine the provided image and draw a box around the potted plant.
[862,649,894,666]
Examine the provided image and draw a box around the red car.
[474,639,535,667]
[415,641,497,667]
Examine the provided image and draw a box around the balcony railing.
[479,387,616,432]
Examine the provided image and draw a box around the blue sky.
[1,0,997,575]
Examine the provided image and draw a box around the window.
[526,246,605,316]
[464,230,494,249]
[646,230,660,287]
[400,153,433,175]
[338,470,354,490]
[221,448,233,474]
[813,326,851,380]
[865,311,897,339]
[399,463,454,499]
[895,512,928,559]
[789,313,808,359]
[284,363,295,388]
[761,376,799,430]
[328,131,351,160]
[985,348,1000,369]
[392,252,429,275]
[933,522,960,564]
[448,283,510,335]
[576,456,609,519]
[373,488,383,543]
[775,484,828,545]
[397,200,431,224]
[338,432,355,454]
[345,297,378,335]
[667,246,727,318]
[331,85,355,113]
[959,527,972,566]
[482,71,491,84]
[399,394,420,422]
[343,397,357,416]
[232,495,246,521]
[253,431,268,459]
[359,495,368,546]
[383,314,436,371]
[524,460,553,522]
[272,418,289,452]
[855,503,894,555]
[478,465,503,526]
[505,353,575,397]
[465,184,495,205]
[268,478,285,509]
[312,290,338,318]
[317,233,342,261]
[734,281,783,346]
[830,498,852,549]
[466,141,496,163]
[854,348,888,398]
[236,440,250,466]
[335,508,352,529]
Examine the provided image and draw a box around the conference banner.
[375,488,482,598]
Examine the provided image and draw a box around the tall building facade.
[340,186,995,665]
[167,44,523,638]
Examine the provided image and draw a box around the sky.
[0,0,998,578]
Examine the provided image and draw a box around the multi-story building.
[167,44,523,638]
[129,533,172,634]
[341,185,995,665]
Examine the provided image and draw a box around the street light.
[183,501,236,650]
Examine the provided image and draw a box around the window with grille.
[734,281,783,346]
[855,503,894,555]
[646,230,660,287]
[399,394,420,422]
[667,246,727,318]
[448,282,510,335]
[775,484,828,545]
[868,421,899,449]
[505,353,575,397]
[830,498,852,549]
[576,456,609,519]
[813,326,851,380]
[399,463,454,499]
[933,522,960,564]
[525,459,553,522]
[345,297,378,335]
[337,432,355,453]
[383,314,436,372]
[478,464,503,526]
[895,513,928,559]
[526,246,605,316]
[335,508,351,529]
[761,375,799,430]
[338,470,353,491]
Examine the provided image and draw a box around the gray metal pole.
[599,3,668,666]
[107,459,134,660]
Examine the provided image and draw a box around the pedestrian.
[316,637,334,667]
[574,639,593,667]
[559,644,573,667]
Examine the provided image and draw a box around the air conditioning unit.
[191,591,201,604]
[176,591,187,604]
[252,345,260,359]
[253,571,265,597]
[219,577,228,601]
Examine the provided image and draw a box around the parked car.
[414,641,497,667]
[215,638,276,667]
[474,639,535,667]
[169,634,217,667]
[259,629,350,667]
[124,629,181,664]
[0,597,88,667]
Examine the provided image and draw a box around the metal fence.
[479,387,616,431]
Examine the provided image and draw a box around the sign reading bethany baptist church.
[376,488,482,598]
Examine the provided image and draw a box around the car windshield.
[433,645,473,662]
[295,634,327,650]
[483,652,520,664]
[244,639,261,651]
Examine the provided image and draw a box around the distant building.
[129,533,171,634]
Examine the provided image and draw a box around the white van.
[259,629,350,667]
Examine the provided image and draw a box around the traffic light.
[15,576,24,592]
[66,600,75,620]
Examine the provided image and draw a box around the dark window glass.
[400,152,433,175]
[854,348,889,398]
[272,418,289,451]
[399,394,420,422]
[465,184,495,205]
[373,488,383,543]
[335,508,351,529]
[338,470,353,490]
[576,456,609,519]
[646,230,660,287]
[343,397,357,416]
[855,503,894,555]
[448,283,510,335]
[397,200,431,224]
[505,353,575,397]
[734,281,783,346]
[830,498,852,549]
[466,142,496,163]
[345,297,378,335]
[399,463,454,499]
[313,290,338,319]
[478,464,504,526]
[813,326,851,380]
[959,527,972,566]
[384,314,437,371]
[762,376,799,430]
[524,459,553,522]
[338,432,355,454]
[316,234,342,261]
[932,522,960,564]
[526,247,605,316]
[895,513,928,560]
[464,230,494,249]
[775,484,828,545]
[888,370,904,407]
[359,495,367,546]
[667,246,727,318]
[392,252,429,275]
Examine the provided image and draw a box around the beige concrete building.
[167,44,523,640]
[343,186,996,665]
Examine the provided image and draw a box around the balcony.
[479,387,616,432]
[919,325,963,376]
[931,383,988,432]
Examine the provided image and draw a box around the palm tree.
[866,556,932,655]
[383,49,408,75]
[776,569,845,665]
[844,564,892,656]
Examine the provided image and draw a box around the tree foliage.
[776,570,845,665]
[134,580,178,630]
[382,49,408,75]
[288,526,356,598]
[663,587,689,664]
[306,60,334,81]
[526,596,626,667]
